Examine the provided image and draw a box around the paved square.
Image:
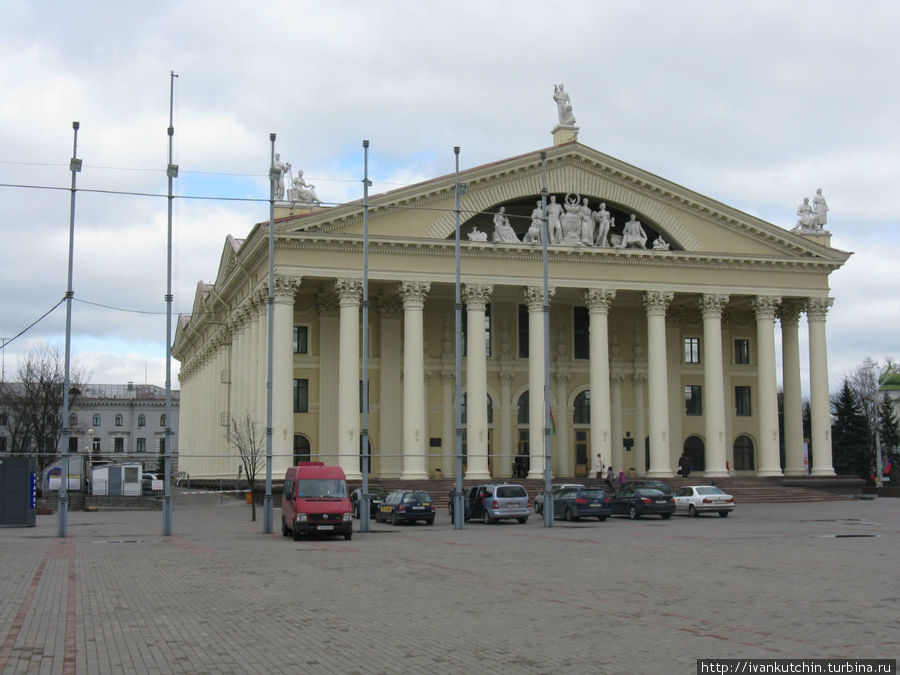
[1,492,897,673]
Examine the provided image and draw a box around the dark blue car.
[376,490,435,525]
[553,487,612,521]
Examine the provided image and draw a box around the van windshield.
[297,479,347,498]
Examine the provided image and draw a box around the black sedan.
[610,487,675,520]
[375,490,435,525]
[350,486,388,518]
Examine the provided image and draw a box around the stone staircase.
[348,475,860,511]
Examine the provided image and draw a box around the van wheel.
[565,508,574,522]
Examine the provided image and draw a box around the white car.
[673,485,735,518]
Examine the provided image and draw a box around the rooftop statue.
[579,197,594,245]
[272,153,290,201]
[287,170,319,204]
[794,189,828,232]
[592,203,611,247]
[813,188,828,229]
[795,197,816,230]
[467,226,488,242]
[618,214,648,249]
[524,202,543,244]
[492,206,520,244]
[553,84,576,126]
[546,195,563,244]
[652,235,670,251]
[560,194,583,245]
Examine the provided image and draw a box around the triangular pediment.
[275,142,848,264]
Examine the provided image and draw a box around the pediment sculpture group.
[470,194,670,251]
[794,188,828,232]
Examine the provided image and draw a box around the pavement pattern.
[1,490,897,674]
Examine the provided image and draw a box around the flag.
[884,458,893,475]
[549,406,557,435]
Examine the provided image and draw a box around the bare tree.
[0,343,85,471]
[847,357,886,446]
[229,411,265,521]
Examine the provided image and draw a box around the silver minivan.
[467,483,530,524]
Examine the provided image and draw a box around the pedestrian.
[596,453,604,479]
[605,466,614,490]
[678,452,691,478]
[618,470,627,489]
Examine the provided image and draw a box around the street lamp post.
[86,427,94,497]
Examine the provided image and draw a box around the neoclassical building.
[173,124,849,482]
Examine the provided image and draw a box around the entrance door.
[574,429,590,477]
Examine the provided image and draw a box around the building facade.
[173,132,849,482]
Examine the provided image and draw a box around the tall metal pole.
[360,139,372,533]
[58,121,81,539]
[163,70,178,536]
[453,147,465,530]
[264,133,276,534]
[541,152,554,527]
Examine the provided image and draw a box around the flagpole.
[541,152,554,527]
[453,146,465,530]
[58,121,81,539]
[264,133,276,534]
[163,70,178,536]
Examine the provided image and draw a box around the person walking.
[606,466,615,490]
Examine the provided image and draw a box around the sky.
[1,0,898,395]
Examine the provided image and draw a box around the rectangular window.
[293,379,309,413]
[136,438,146,453]
[735,386,752,416]
[461,304,492,358]
[518,305,528,359]
[293,325,308,354]
[685,385,702,415]
[573,306,589,360]
[684,337,701,364]
[734,339,750,365]
[114,437,125,453]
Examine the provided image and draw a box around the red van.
[281,462,352,541]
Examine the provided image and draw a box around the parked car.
[350,486,389,518]
[673,485,735,517]
[610,487,675,519]
[141,473,160,495]
[554,486,612,521]
[534,483,584,515]
[626,479,673,498]
[455,484,530,524]
[375,490,435,525]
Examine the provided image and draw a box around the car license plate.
[506,502,519,508]
[412,506,424,510]
[656,500,667,504]
[318,525,334,530]
[590,503,601,508]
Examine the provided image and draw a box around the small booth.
[0,456,38,528]
[92,463,142,496]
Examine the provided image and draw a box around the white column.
[807,297,836,476]
[701,294,730,477]
[555,372,570,477]
[400,281,430,479]
[441,371,456,478]
[610,373,624,475]
[377,296,402,477]
[336,279,362,479]
[272,274,300,477]
[753,295,782,477]
[463,284,492,479]
[644,291,674,477]
[779,302,805,476]
[524,285,554,479]
[585,288,615,472]
[633,373,647,476]
[498,371,514,478]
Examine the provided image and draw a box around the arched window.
[115,414,123,427]
[733,435,755,471]
[573,390,590,424]
[516,391,529,424]
[160,414,166,427]
[460,393,493,425]
[92,414,101,427]
[293,435,311,465]
[138,414,145,427]
[69,413,78,427]
[684,436,706,472]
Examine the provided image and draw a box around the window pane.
[294,379,309,413]
[734,339,750,364]
[735,386,751,416]
[685,385,702,415]
[573,306,589,359]
[684,337,700,364]
[518,305,528,359]
[293,325,308,354]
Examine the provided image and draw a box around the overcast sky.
[1,0,898,396]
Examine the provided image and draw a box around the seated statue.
[795,197,816,230]
[652,235,670,251]
[618,214,647,249]
[287,170,319,203]
[524,202,543,244]
[492,206,520,244]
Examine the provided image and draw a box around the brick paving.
[1,491,898,674]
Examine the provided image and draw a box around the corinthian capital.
[805,297,834,322]
[752,295,782,320]
[523,285,555,311]
[699,294,729,319]
[642,290,674,315]
[584,288,616,312]
[273,274,302,301]
[399,281,431,308]
[462,283,494,309]
[335,279,363,305]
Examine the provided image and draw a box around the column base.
[464,470,492,480]
[757,469,784,477]
[526,470,548,480]
[704,470,730,478]
[400,471,429,480]
[783,469,807,477]
[809,468,836,477]
[646,470,674,478]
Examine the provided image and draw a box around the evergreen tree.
[832,379,872,479]
[878,393,900,451]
